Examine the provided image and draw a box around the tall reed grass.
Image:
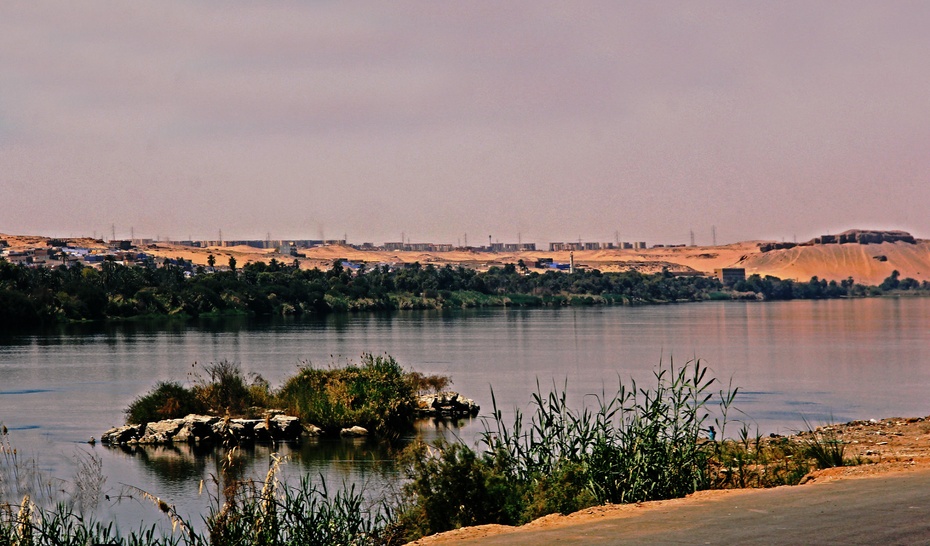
[4,356,858,545]
[393,358,729,540]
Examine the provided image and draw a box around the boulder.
[340,426,369,437]
[271,415,302,439]
[138,419,185,444]
[101,413,303,447]
[101,424,142,445]
[416,392,480,418]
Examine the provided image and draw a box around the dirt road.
[412,469,930,545]
[411,417,930,545]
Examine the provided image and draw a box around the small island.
[101,354,478,447]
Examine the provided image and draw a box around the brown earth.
[406,416,930,545]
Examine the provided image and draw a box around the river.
[1,298,928,527]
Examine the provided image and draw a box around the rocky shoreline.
[101,391,480,447]
[101,413,319,446]
[414,392,480,419]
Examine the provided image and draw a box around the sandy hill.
[734,241,930,285]
[3,231,928,285]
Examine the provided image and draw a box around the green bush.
[521,460,597,522]
[393,441,525,540]
[193,360,256,416]
[394,359,722,541]
[276,354,417,436]
[125,381,204,424]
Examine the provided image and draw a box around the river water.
[1,298,929,527]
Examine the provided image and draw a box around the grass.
[4,356,871,545]
[277,354,417,437]
[799,418,861,469]
[1,464,388,546]
[123,355,428,438]
[391,358,723,541]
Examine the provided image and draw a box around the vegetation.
[3,356,871,545]
[124,355,434,438]
[3,253,927,328]
[0,258,705,327]
[277,354,417,436]
[391,359,719,540]
[1,466,389,546]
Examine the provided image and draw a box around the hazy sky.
[2,2,929,245]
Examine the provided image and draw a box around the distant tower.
[219,229,223,246]
[690,229,695,247]
[488,235,492,249]
[712,225,717,246]
[111,224,116,242]
[464,233,468,247]
[570,252,575,274]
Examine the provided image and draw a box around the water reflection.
[1,299,929,521]
[113,443,211,483]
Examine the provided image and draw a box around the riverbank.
[408,415,930,544]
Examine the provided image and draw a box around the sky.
[2,1,929,246]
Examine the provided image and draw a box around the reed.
[800,418,857,469]
[394,359,727,540]
[276,354,417,436]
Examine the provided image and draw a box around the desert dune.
[3,232,928,286]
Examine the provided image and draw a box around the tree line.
[0,256,925,328]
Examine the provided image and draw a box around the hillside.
[735,241,930,285]
[3,230,928,285]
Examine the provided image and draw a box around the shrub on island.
[122,354,450,438]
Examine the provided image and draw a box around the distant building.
[714,268,746,285]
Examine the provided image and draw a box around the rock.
[138,419,185,444]
[340,426,369,437]
[101,424,143,445]
[415,391,480,418]
[181,415,221,444]
[271,415,302,439]
[101,413,303,447]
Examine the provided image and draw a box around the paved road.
[438,471,930,545]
